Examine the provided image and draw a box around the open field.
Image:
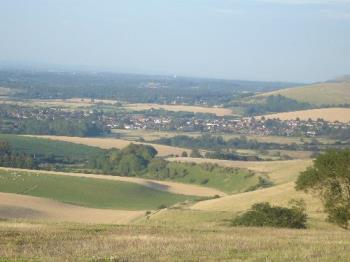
[191,182,321,215]
[0,98,119,108]
[125,103,234,116]
[114,129,201,142]
[1,221,349,261]
[0,193,144,224]
[26,135,191,157]
[259,108,350,123]
[0,167,225,197]
[0,169,197,210]
[259,81,350,105]
[146,162,258,194]
[168,157,313,185]
[115,128,337,145]
[0,134,103,160]
[0,87,12,96]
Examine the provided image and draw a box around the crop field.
[259,108,350,123]
[259,81,350,106]
[0,170,196,210]
[0,134,103,160]
[125,103,234,116]
[0,192,145,224]
[28,135,191,157]
[168,158,313,185]
[1,221,350,261]
[114,129,201,142]
[0,167,225,197]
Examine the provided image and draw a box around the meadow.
[0,170,196,210]
[168,157,313,185]
[146,162,260,193]
[1,221,349,261]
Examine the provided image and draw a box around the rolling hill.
[258,108,350,123]
[258,79,350,106]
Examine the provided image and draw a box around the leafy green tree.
[296,149,350,228]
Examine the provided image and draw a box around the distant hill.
[258,77,350,106]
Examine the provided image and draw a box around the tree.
[190,149,201,158]
[296,149,350,228]
[181,151,188,157]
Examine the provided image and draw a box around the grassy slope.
[259,81,350,106]
[168,158,312,185]
[145,162,259,194]
[0,134,103,160]
[0,170,195,210]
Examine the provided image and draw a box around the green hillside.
[0,170,196,210]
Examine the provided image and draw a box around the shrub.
[231,201,307,229]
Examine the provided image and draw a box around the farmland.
[124,103,234,116]
[0,134,103,160]
[27,135,191,156]
[0,192,144,224]
[0,167,225,197]
[259,108,350,123]
[0,169,197,210]
[259,81,350,106]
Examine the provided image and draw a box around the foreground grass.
[0,170,196,210]
[0,221,349,261]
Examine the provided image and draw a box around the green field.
[0,170,196,210]
[0,134,103,160]
[145,162,262,193]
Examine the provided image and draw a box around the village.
[1,104,349,138]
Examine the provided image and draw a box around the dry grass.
[259,108,350,123]
[0,192,144,224]
[0,167,225,197]
[168,157,313,185]
[27,135,191,157]
[125,103,234,116]
[259,81,350,105]
[0,221,349,261]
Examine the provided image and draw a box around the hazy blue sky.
[1,0,350,82]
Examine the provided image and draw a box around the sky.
[0,0,350,82]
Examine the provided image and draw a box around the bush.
[231,201,307,229]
